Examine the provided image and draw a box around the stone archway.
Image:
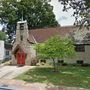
[12,44,26,66]
[16,50,26,65]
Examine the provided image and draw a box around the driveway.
[0,65,35,80]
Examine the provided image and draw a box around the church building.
[12,20,36,65]
[12,20,90,66]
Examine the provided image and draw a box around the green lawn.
[16,66,90,89]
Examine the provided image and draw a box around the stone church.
[12,20,36,65]
[12,20,90,65]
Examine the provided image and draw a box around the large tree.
[0,0,59,42]
[36,36,76,71]
[60,0,90,28]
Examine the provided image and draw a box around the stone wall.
[12,20,36,65]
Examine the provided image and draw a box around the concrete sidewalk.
[0,65,35,80]
[0,79,89,90]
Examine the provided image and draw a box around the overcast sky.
[50,0,75,26]
[0,0,75,30]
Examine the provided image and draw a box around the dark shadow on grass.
[22,67,59,84]
[16,66,90,89]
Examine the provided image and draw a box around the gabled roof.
[27,34,36,44]
[12,44,25,54]
[28,26,74,43]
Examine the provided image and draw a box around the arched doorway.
[12,44,26,66]
[16,50,26,65]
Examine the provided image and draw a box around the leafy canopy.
[49,0,90,28]
[36,36,76,59]
[60,0,90,28]
[0,0,59,42]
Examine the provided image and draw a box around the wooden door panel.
[16,53,25,65]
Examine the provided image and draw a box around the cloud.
[50,0,75,26]
[58,16,68,21]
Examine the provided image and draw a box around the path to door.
[0,65,35,80]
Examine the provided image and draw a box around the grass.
[1,60,11,66]
[16,66,90,89]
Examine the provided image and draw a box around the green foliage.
[36,43,47,59]
[0,31,6,40]
[36,36,76,71]
[0,0,59,39]
[36,36,75,59]
[85,0,90,7]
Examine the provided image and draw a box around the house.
[0,41,4,61]
[4,43,12,60]
[12,20,90,65]
[0,40,12,62]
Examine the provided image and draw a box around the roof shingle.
[28,26,74,43]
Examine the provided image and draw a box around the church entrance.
[12,44,26,66]
[16,51,25,65]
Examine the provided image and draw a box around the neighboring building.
[12,20,90,65]
[0,40,12,62]
[0,41,4,61]
[4,43,12,60]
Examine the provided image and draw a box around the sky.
[0,0,75,30]
[50,0,75,26]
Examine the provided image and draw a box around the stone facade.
[12,22,90,65]
[12,20,36,65]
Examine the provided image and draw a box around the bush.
[36,63,41,66]
[81,63,90,67]
[62,63,68,66]
[31,60,37,66]
[4,61,11,65]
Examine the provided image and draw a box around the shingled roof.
[28,26,74,43]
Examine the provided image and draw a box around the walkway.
[0,79,89,90]
[0,65,34,80]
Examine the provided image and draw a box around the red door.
[16,52,25,65]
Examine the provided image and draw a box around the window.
[75,45,85,52]
[20,35,23,41]
[6,51,9,55]
[58,60,64,64]
[20,23,24,30]
[77,60,84,64]
[41,60,46,63]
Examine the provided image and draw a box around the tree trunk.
[52,58,56,72]
[52,58,59,72]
